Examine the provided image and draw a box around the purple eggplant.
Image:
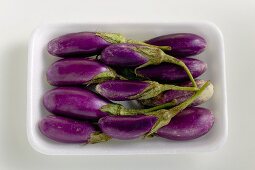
[140,80,214,107]
[146,33,206,57]
[98,115,157,140]
[46,58,118,86]
[48,32,119,57]
[100,43,198,87]
[43,87,110,120]
[96,80,198,101]
[136,58,207,83]
[157,107,214,140]
[48,32,170,57]
[39,115,110,143]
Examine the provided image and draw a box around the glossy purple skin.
[137,58,207,83]
[98,115,157,140]
[141,80,209,106]
[157,107,214,140]
[146,33,206,57]
[48,32,110,57]
[96,80,149,101]
[43,87,109,120]
[47,58,110,86]
[39,115,96,143]
[100,43,148,67]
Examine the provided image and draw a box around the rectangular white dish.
[27,22,228,155]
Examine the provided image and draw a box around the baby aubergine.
[46,58,118,86]
[157,107,214,140]
[145,33,206,57]
[43,87,110,120]
[98,115,157,140]
[39,115,111,143]
[136,58,207,83]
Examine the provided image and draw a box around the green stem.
[129,81,198,100]
[96,32,126,44]
[161,54,197,88]
[88,132,111,144]
[161,84,199,91]
[145,81,210,136]
[115,74,127,80]
[85,68,118,85]
[140,99,177,112]
[131,46,197,88]
[101,99,178,115]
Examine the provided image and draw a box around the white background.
[0,0,254,169]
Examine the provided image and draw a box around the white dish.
[27,22,228,155]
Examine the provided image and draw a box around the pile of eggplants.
[40,31,215,144]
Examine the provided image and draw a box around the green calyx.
[88,132,111,144]
[133,46,165,72]
[131,46,197,88]
[129,81,198,100]
[86,68,119,85]
[96,32,126,44]
[145,81,210,137]
[100,99,178,116]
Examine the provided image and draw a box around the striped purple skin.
[157,107,214,140]
[100,43,148,67]
[141,80,213,107]
[47,58,111,86]
[96,80,150,101]
[146,33,206,57]
[38,115,96,143]
[98,115,157,140]
[48,32,110,57]
[43,87,109,120]
[137,58,207,83]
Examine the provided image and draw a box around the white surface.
[0,0,255,169]
[27,22,227,155]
